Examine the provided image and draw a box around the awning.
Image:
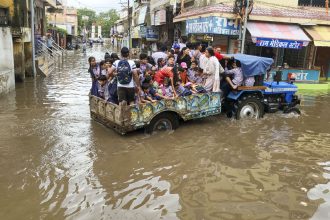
[247,22,310,49]
[303,26,330,47]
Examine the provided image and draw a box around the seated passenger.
[244,76,255,87]
[154,66,177,97]
[157,58,166,70]
[195,67,204,85]
[179,63,188,84]
[175,80,192,97]
[160,77,175,99]
[224,60,243,89]
[139,53,153,76]
[187,61,198,82]
[99,60,108,76]
[140,83,157,104]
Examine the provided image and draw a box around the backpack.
[117,60,132,84]
[107,78,118,104]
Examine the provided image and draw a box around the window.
[0,8,9,26]
[298,0,329,7]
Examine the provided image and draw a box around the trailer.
[90,54,301,134]
[90,92,221,134]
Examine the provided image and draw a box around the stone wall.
[0,27,15,96]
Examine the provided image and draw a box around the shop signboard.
[146,27,159,41]
[256,38,304,49]
[132,26,140,39]
[270,69,320,82]
[186,16,239,36]
[140,26,147,38]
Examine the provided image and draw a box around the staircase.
[35,39,65,77]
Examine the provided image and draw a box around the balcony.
[299,0,329,7]
[0,8,9,26]
[43,0,57,8]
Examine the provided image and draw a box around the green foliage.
[47,25,67,35]
[77,8,119,37]
[97,9,120,37]
[77,8,97,34]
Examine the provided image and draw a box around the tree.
[96,9,119,37]
[77,8,97,35]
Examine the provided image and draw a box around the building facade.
[110,0,330,78]
[174,0,330,79]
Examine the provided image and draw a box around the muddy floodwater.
[0,46,330,220]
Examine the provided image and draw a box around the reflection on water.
[308,162,330,220]
[0,46,330,219]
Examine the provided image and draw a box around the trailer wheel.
[284,107,301,115]
[145,112,179,134]
[234,95,264,120]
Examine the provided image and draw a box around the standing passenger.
[88,56,99,96]
[152,43,168,65]
[203,47,221,92]
[108,47,141,105]
[177,47,192,68]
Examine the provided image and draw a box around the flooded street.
[0,46,330,220]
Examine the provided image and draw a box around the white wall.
[0,27,15,95]
[257,0,299,7]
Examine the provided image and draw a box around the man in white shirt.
[109,47,140,105]
[152,43,168,65]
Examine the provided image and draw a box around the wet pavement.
[0,45,329,220]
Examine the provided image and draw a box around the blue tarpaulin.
[226,54,274,77]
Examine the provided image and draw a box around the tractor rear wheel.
[145,112,179,134]
[234,94,264,120]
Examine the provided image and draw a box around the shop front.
[245,21,323,83]
[185,16,240,53]
[303,25,330,79]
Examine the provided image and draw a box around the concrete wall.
[0,27,15,95]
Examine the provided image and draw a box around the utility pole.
[31,0,36,77]
[127,0,131,49]
[326,0,329,15]
[240,0,250,54]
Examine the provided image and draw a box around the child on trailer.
[195,68,205,85]
[143,76,167,100]
[139,53,153,76]
[97,75,109,100]
[175,80,192,97]
[178,63,188,84]
[140,83,157,104]
[159,77,175,99]
[99,60,108,76]
[187,61,198,83]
